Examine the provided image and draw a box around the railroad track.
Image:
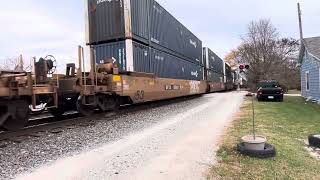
[0,95,202,148]
[0,111,122,150]
[0,113,81,140]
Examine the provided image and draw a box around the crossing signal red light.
[239,64,250,70]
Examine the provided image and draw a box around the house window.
[306,71,310,91]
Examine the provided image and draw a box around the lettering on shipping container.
[189,81,200,94]
[118,49,122,65]
[191,71,199,78]
[98,57,115,64]
[189,39,197,48]
[97,0,113,5]
[96,0,122,7]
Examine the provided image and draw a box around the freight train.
[0,0,236,131]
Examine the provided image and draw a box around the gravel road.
[1,92,245,180]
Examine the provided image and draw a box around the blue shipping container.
[93,40,203,81]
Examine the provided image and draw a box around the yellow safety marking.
[113,75,121,82]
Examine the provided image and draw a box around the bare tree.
[225,19,300,90]
[0,55,32,72]
[0,58,17,70]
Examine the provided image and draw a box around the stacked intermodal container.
[225,63,234,84]
[85,0,203,81]
[202,47,224,83]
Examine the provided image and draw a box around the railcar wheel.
[76,97,95,116]
[49,107,66,119]
[97,95,120,112]
[0,113,10,129]
[0,103,8,126]
[2,100,29,131]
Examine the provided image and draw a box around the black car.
[256,80,284,102]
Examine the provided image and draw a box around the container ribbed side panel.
[150,48,203,81]
[94,41,126,71]
[203,47,224,75]
[87,0,125,44]
[132,42,150,73]
[131,0,149,43]
[149,0,202,65]
[87,0,203,66]
[94,41,150,73]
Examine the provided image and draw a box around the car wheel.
[308,134,320,148]
[237,143,276,158]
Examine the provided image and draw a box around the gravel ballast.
[0,96,206,179]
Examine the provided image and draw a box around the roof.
[299,36,320,63]
[304,36,320,59]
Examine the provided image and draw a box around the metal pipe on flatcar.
[90,47,95,87]
[82,47,87,92]
[27,72,32,93]
[93,49,98,91]
[33,57,37,86]
[78,46,83,88]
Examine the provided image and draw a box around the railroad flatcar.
[0,57,59,130]
[0,0,238,131]
[63,0,209,116]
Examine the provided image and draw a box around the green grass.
[209,97,320,180]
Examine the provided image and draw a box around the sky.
[0,0,319,70]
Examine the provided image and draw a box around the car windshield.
[257,82,279,88]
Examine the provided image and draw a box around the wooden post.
[252,95,256,140]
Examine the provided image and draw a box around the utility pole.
[297,2,304,41]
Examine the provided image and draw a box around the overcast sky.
[0,0,319,68]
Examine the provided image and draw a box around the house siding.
[301,52,320,100]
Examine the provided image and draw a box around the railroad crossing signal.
[239,64,250,72]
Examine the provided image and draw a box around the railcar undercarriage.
[0,46,225,131]
[0,56,58,131]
